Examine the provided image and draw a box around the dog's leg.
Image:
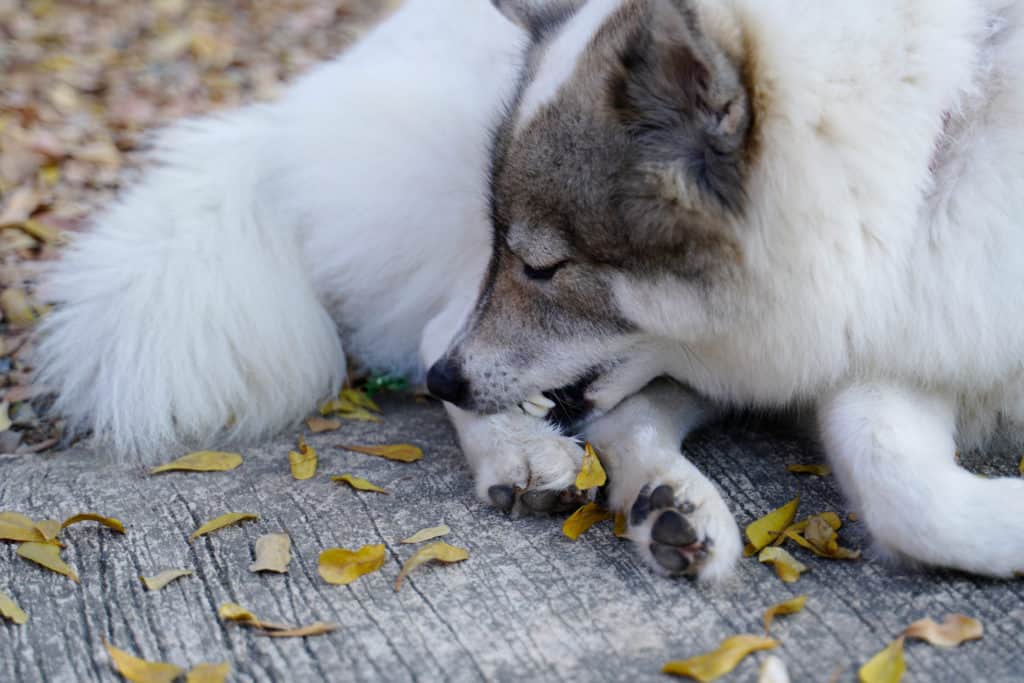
[421,297,589,514]
[584,379,741,582]
[820,383,1024,577]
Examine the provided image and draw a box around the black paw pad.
[650,542,692,574]
[521,489,559,512]
[651,510,698,547]
[649,485,676,510]
[488,485,516,512]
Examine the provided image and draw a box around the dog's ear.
[612,0,751,242]
[491,0,584,40]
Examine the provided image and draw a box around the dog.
[430,0,1024,579]
[35,0,739,579]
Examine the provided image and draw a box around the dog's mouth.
[518,368,601,432]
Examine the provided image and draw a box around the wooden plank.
[1,399,1021,681]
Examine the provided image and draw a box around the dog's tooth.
[527,393,556,409]
[521,401,549,418]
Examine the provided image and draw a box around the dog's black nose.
[427,356,469,406]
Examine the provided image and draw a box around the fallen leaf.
[663,635,779,682]
[903,614,983,648]
[338,407,381,422]
[105,642,184,683]
[0,401,10,432]
[858,638,905,683]
[0,288,39,326]
[401,524,451,544]
[337,443,422,463]
[394,541,469,591]
[797,513,861,560]
[186,662,231,683]
[332,474,387,494]
[745,497,800,556]
[320,397,381,422]
[563,503,613,541]
[758,547,808,584]
[258,622,338,638]
[786,464,831,476]
[21,218,65,244]
[17,542,78,582]
[34,519,62,542]
[61,513,125,534]
[575,443,608,489]
[190,512,258,541]
[0,589,28,624]
[0,185,39,228]
[141,569,193,591]
[249,533,291,573]
[217,602,292,631]
[319,544,386,585]
[762,595,808,632]
[614,511,628,538]
[289,437,317,480]
[150,451,243,474]
[0,512,51,543]
[306,416,341,433]
[758,656,791,683]
[340,388,381,413]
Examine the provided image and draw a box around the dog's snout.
[427,356,469,406]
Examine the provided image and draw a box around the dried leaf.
[190,512,258,541]
[563,503,613,541]
[21,218,66,244]
[338,407,381,422]
[858,638,905,683]
[663,635,779,682]
[34,519,62,541]
[745,497,800,556]
[289,437,317,480]
[758,547,808,583]
[258,622,338,638]
[903,614,983,648]
[141,569,192,591]
[105,642,184,683]
[394,541,469,591]
[798,513,861,560]
[575,443,607,489]
[320,397,382,422]
[151,451,242,474]
[762,595,808,632]
[786,464,832,476]
[0,512,50,543]
[332,474,388,494]
[249,533,291,573]
[17,542,78,582]
[186,662,231,683]
[318,544,386,585]
[0,401,10,432]
[306,416,341,433]
[216,602,293,631]
[401,525,451,544]
[0,185,39,228]
[337,443,423,463]
[614,511,629,538]
[340,388,382,413]
[61,513,125,534]
[0,589,28,624]
[758,656,791,683]
[0,288,39,326]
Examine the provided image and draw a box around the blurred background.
[0,0,392,452]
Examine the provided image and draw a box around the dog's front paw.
[627,478,740,582]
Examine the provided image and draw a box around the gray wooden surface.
[1,396,1022,682]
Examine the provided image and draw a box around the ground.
[2,2,1023,682]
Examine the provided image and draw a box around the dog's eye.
[523,261,566,281]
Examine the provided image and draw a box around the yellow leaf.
[0,512,52,544]
[289,437,317,480]
[337,443,423,463]
[190,512,258,541]
[186,662,231,683]
[401,524,451,544]
[0,401,10,432]
[762,595,808,632]
[61,513,126,534]
[394,541,470,591]
[576,443,608,489]
[903,614,983,648]
[319,396,356,415]
[249,533,292,573]
[306,416,342,433]
[1019,455,1023,475]
[663,635,779,682]
[745,497,800,556]
[614,512,629,538]
[758,547,808,584]
[105,642,184,683]
[338,407,382,422]
[799,513,861,560]
[858,638,905,683]
[150,451,242,474]
[319,544,387,585]
[563,503,613,541]
[34,519,61,541]
[340,388,382,413]
[140,569,193,591]
[218,602,259,624]
[0,589,27,624]
[332,474,388,494]
[0,288,38,326]
[258,622,338,638]
[320,396,382,422]
[17,542,78,582]
[786,464,832,476]
[21,217,65,244]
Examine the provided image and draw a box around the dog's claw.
[519,393,556,419]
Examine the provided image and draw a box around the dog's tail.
[35,108,345,460]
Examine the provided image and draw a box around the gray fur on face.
[444,0,755,412]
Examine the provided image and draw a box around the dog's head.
[430,0,754,417]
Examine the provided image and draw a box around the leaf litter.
[902,614,983,648]
[319,544,387,585]
[141,569,193,591]
[401,524,451,544]
[17,542,78,582]
[336,443,423,463]
[289,436,317,480]
[563,503,613,541]
[663,635,779,681]
[190,512,258,541]
[394,541,469,591]
[0,589,28,624]
[217,602,336,637]
[575,443,607,489]
[249,533,292,574]
[150,451,242,474]
[332,474,388,494]
[763,595,808,632]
